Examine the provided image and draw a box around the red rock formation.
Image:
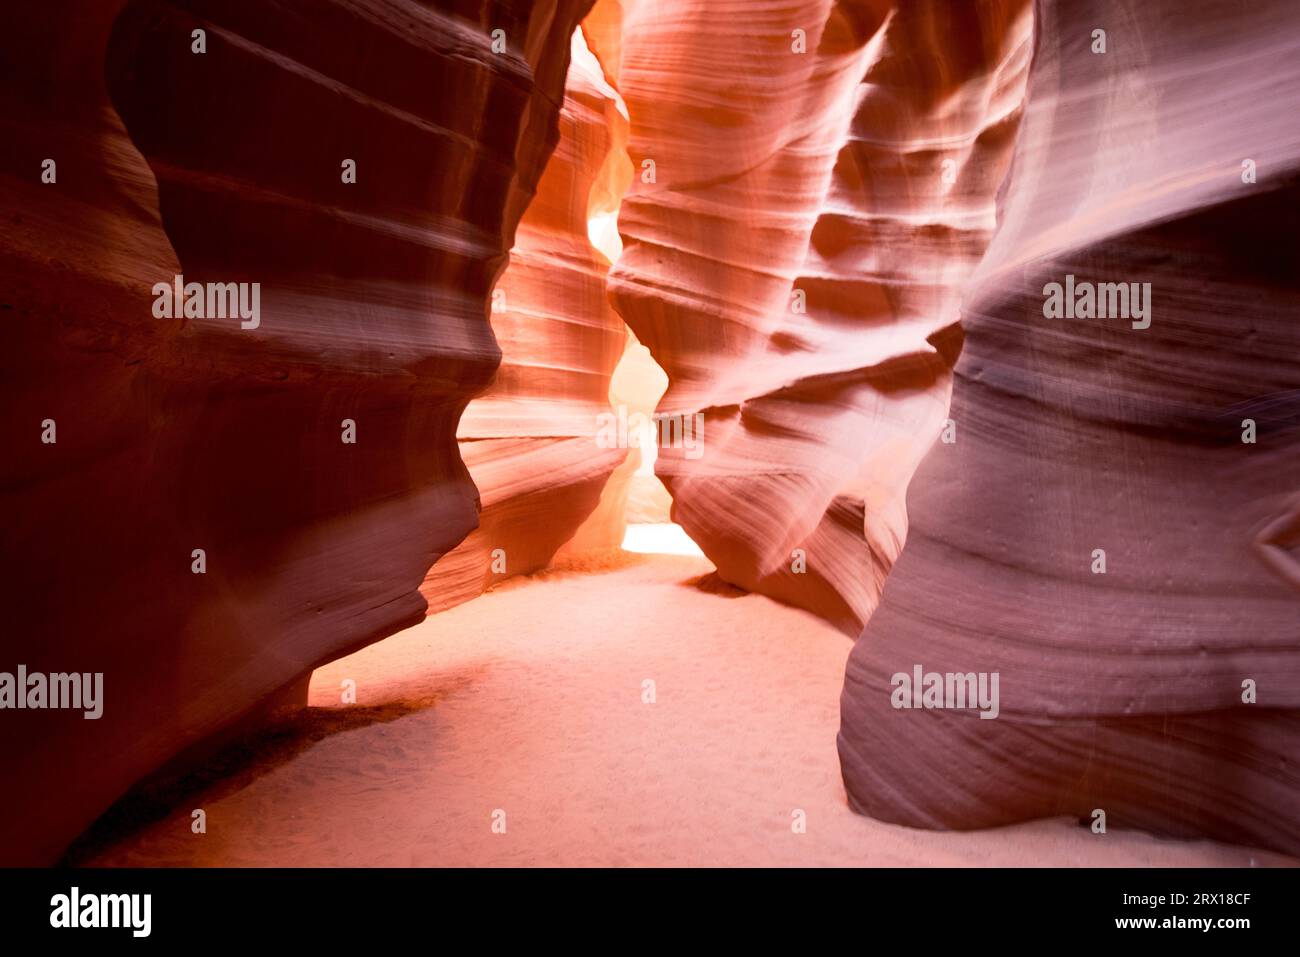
[606,0,1035,633]
[421,31,632,611]
[839,0,1300,854]
[0,0,591,864]
[7,0,1297,868]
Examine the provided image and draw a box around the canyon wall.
[839,0,1300,854]
[0,0,590,864]
[606,0,1035,633]
[422,31,632,612]
[5,0,1296,866]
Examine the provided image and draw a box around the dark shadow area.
[60,694,449,866]
[687,571,747,598]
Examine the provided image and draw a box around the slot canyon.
[1,0,1297,869]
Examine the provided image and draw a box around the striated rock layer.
[607,0,1035,633]
[0,0,590,864]
[421,31,632,612]
[839,0,1300,854]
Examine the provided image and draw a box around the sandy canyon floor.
[83,547,1291,867]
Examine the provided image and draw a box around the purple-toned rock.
[839,0,1300,855]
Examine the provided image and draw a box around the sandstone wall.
[0,0,591,864]
[839,0,1300,855]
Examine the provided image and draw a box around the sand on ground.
[86,548,1292,866]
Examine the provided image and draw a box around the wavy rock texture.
[421,32,632,612]
[606,0,1035,633]
[839,0,1300,854]
[0,0,590,864]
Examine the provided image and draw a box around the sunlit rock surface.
[839,0,1300,855]
[0,0,590,864]
[422,32,632,612]
[606,0,1035,633]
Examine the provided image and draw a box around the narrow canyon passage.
[80,548,1285,867]
[4,0,1297,873]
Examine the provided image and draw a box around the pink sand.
[89,551,1292,866]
